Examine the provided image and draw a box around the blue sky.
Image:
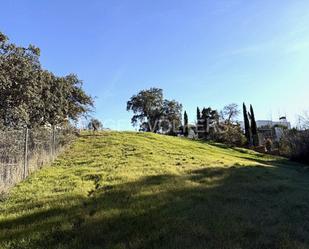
[1,0,309,130]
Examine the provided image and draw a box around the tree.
[0,32,93,129]
[299,112,309,130]
[40,71,69,126]
[215,123,246,147]
[209,109,220,139]
[39,72,94,128]
[200,107,219,139]
[127,88,163,132]
[197,107,201,120]
[127,88,182,134]
[196,107,203,138]
[0,32,43,128]
[243,103,251,145]
[184,111,189,137]
[222,103,240,123]
[62,74,94,123]
[201,108,210,139]
[161,99,182,135]
[87,118,103,131]
[249,105,259,146]
[279,129,309,164]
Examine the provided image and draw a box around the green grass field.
[1,132,309,249]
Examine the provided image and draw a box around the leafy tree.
[249,105,259,146]
[40,71,65,126]
[243,103,251,145]
[87,118,103,131]
[215,123,246,147]
[127,88,163,132]
[200,107,219,139]
[127,88,182,134]
[0,32,93,129]
[62,74,94,123]
[0,32,42,128]
[42,72,93,126]
[161,99,182,135]
[222,103,240,123]
[184,111,189,137]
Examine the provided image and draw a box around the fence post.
[23,127,29,179]
[52,125,56,157]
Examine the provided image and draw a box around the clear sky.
[1,0,309,130]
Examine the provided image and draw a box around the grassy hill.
[1,132,309,249]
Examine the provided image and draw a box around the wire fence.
[0,126,75,193]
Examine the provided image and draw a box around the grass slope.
[1,132,309,249]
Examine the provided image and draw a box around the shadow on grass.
[235,155,307,172]
[1,163,309,249]
[207,141,308,171]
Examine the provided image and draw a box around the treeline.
[126,88,248,147]
[129,87,309,158]
[0,32,93,129]
[193,104,247,147]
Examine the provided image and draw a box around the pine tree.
[243,103,251,145]
[184,111,189,137]
[249,105,259,146]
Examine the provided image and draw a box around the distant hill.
[1,131,308,249]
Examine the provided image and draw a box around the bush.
[214,123,247,147]
[279,129,309,164]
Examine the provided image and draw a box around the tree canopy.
[222,103,240,123]
[197,107,219,139]
[87,118,103,131]
[0,32,93,128]
[127,88,182,134]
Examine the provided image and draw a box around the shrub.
[214,123,247,147]
[279,129,309,164]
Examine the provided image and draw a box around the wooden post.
[23,127,29,179]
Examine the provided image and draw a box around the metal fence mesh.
[0,127,75,193]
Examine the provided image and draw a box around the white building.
[240,117,291,130]
[255,117,291,129]
[240,117,291,143]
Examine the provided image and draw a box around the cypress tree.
[249,105,259,146]
[184,111,189,137]
[197,107,201,120]
[201,108,210,139]
[243,103,251,145]
[197,107,202,138]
